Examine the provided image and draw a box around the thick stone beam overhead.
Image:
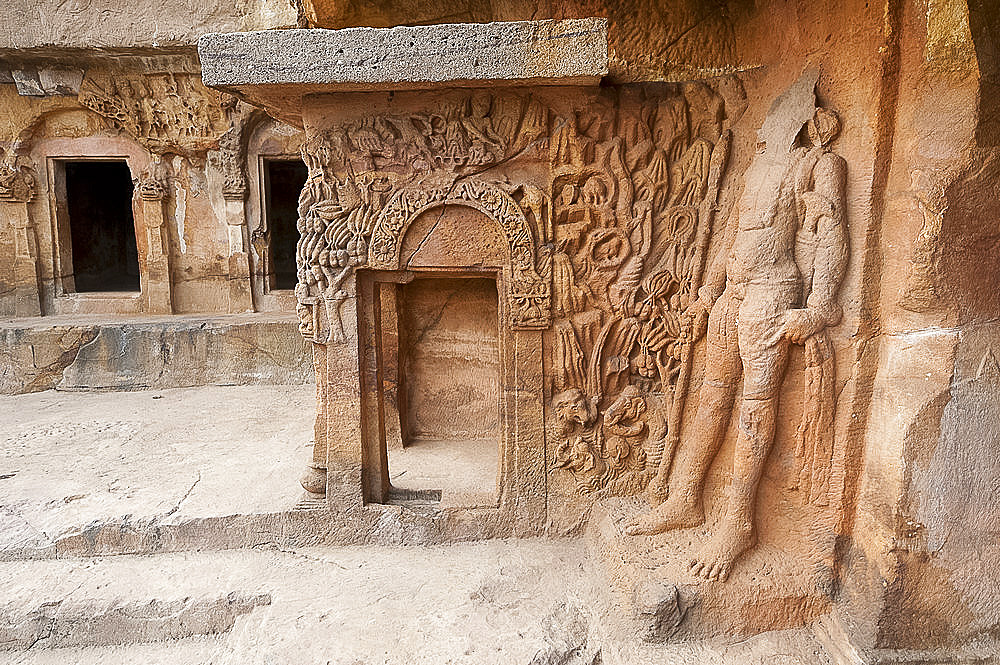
[198,18,608,125]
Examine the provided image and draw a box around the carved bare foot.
[688,519,756,583]
[624,492,704,536]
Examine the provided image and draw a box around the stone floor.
[0,385,836,663]
[0,385,314,558]
[389,437,499,507]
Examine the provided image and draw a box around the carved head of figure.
[557,183,578,208]
[552,388,597,432]
[581,177,608,206]
[807,108,840,148]
[469,91,493,119]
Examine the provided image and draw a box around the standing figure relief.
[625,77,849,584]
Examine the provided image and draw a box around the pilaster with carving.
[215,97,256,313]
[0,157,41,317]
[137,159,173,314]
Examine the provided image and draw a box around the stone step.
[0,542,835,664]
[0,550,272,652]
[0,593,269,650]
[0,312,311,395]
[0,635,225,664]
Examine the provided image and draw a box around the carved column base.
[141,194,173,314]
[3,197,41,317]
[299,464,327,496]
[13,257,42,317]
[144,257,173,314]
[228,252,253,313]
[225,196,254,313]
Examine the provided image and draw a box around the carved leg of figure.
[324,294,347,344]
[624,380,736,535]
[300,343,328,496]
[626,299,742,536]
[689,395,777,582]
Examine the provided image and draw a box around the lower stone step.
[0,592,270,650]
[0,312,311,395]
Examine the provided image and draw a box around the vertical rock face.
[194,2,1000,654]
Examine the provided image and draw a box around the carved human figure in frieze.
[626,99,849,584]
[0,150,35,203]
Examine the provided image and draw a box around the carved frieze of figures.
[78,72,230,155]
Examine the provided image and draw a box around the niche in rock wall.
[385,275,501,508]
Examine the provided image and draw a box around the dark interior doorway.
[263,159,307,290]
[64,161,139,293]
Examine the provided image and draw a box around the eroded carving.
[369,179,550,328]
[899,169,949,312]
[78,71,229,155]
[0,149,35,203]
[626,76,848,583]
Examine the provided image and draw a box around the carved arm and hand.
[781,150,849,344]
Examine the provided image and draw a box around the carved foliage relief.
[294,84,742,498]
[544,85,732,496]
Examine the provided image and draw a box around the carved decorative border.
[368,179,551,329]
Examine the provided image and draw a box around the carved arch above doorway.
[368,179,551,329]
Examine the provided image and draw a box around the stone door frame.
[352,264,547,537]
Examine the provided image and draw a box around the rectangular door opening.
[382,275,500,508]
[63,161,139,293]
[263,159,307,290]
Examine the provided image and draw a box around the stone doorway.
[262,158,306,291]
[383,275,501,508]
[59,160,140,293]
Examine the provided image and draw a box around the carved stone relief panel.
[294,74,851,585]
[78,71,230,156]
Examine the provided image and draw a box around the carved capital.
[0,164,35,204]
[222,185,248,202]
[138,175,167,201]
